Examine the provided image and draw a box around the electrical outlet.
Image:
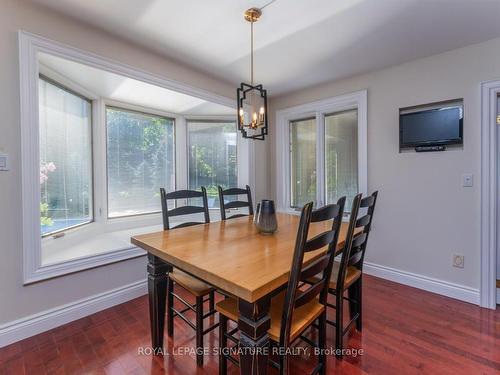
[0,153,8,171]
[453,254,464,268]
[462,174,473,187]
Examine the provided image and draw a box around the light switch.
[462,174,473,187]
[0,153,8,171]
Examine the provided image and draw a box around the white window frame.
[19,31,248,284]
[275,90,368,214]
[185,117,245,212]
[38,72,96,237]
[103,100,179,220]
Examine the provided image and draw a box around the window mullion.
[177,115,187,191]
[94,99,107,224]
[316,112,325,207]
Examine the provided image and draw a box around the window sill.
[25,224,164,284]
[42,224,164,266]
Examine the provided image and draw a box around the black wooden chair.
[216,197,346,374]
[160,187,217,367]
[217,185,253,220]
[324,191,378,358]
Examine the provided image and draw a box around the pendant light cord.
[249,0,277,85]
[250,20,254,85]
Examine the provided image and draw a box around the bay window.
[20,32,247,283]
[277,91,367,214]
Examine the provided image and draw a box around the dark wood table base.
[147,254,273,374]
[147,254,171,350]
[238,298,271,374]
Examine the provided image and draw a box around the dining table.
[131,212,353,375]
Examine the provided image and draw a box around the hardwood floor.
[1,275,499,374]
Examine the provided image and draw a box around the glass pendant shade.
[237,83,268,140]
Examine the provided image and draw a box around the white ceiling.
[38,53,235,116]
[32,0,500,96]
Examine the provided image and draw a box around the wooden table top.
[132,213,352,303]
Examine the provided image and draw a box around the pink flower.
[40,161,56,184]
[40,172,48,184]
[46,162,56,172]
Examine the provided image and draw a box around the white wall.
[270,36,500,294]
[0,0,236,325]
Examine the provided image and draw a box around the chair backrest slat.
[299,254,330,281]
[218,185,254,220]
[278,197,346,348]
[173,221,207,230]
[360,195,375,208]
[168,205,206,217]
[221,187,248,195]
[166,189,204,200]
[356,214,371,228]
[351,232,367,249]
[160,187,210,230]
[294,279,324,308]
[223,201,251,210]
[303,231,335,252]
[348,251,363,266]
[310,204,340,222]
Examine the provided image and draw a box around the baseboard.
[497,280,500,305]
[0,279,147,348]
[0,265,484,348]
[364,262,480,305]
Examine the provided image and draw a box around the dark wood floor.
[1,275,499,374]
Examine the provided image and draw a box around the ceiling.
[38,53,235,116]
[32,0,500,96]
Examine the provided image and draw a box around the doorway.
[497,94,500,305]
[480,79,500,309]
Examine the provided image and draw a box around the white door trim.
[274,90,368,213]
[480,79,500,309]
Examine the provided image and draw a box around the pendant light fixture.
[237,7,268,140]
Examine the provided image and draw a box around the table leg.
[147,254,171,350]
[238,297,271,375]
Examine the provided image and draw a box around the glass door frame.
[275,90,368,215]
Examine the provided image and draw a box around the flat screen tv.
[399,105,463,149]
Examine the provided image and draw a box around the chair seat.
[330,262,361,290]
[308,262,361,291]
[216,291,324,343]
[169,270,213,297]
